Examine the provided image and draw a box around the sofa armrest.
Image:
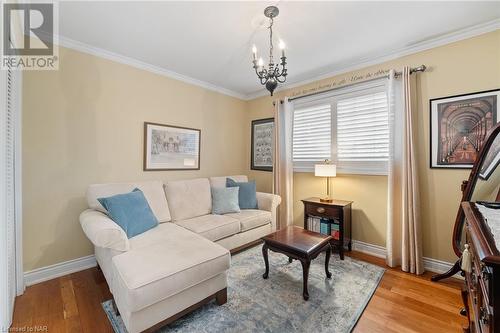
[79,209,129,251]
[256,192,281,231]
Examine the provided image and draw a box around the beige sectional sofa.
[79,175,281,333]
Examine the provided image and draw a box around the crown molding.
[52,18,499,102]
[245,18,500,100]
[55,35,247,100]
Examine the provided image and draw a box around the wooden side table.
[302,197,353,260]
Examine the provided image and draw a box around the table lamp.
[315,161,336,203]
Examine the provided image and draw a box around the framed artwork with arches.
[430,89,500,169]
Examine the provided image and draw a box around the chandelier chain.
[268,17,274,69]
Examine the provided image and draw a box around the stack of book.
[306,217,340,240]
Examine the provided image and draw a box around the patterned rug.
[102,245,384,333]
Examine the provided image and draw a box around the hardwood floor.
[11,251,466,333]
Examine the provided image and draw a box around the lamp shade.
[314,164,336,177]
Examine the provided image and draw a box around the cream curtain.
[272,98,294,229]
[386,67,424,274]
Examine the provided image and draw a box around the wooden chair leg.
[215,288,227,305]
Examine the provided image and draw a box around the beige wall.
[22,47,248,271]
[246,30,500,263]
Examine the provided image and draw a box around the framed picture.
[251,118,274,172]
[430,89,500,169]
[143,122,201,171]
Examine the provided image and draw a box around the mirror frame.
[452,122,500,257]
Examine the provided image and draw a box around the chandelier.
[251,6,287,96]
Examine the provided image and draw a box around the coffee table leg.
[288,257,293,263]
[325,244,332,278]
[262,243,269,279]
[300,260,310,301]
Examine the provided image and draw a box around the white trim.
[352,240,386,258]
[24,255,97,287]
[55,35,247,100]
[13,70,23,296]
[351,240,461,277]
[0,45,10,331]
[246,18,500,100]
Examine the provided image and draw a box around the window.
[292,81,389,174]
[292,104,331,169]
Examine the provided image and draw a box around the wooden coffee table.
[261,226,333,300]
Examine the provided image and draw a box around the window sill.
[293,165,388,176]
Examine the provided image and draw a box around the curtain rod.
[287,65,426,102]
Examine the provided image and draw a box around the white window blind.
[292,104,331,164]
[291,80,389,174]
[337,91,389,162]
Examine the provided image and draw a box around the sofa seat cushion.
[111,223,230,312]
[175,214,240,241]
[226,209,272,232]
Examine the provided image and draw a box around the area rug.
[102,245,384,333]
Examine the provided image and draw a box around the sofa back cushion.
[87,180,171,223]
[209,175,248,188]
[164,178,212,221]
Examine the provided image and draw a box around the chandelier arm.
[254,67,267,79]
[276,75,287,83]
[274,67,281,77]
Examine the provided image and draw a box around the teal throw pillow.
[212,187,241,215]
[98,188,158,238]
[226,178,258,209]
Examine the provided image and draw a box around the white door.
[0,55,21,331]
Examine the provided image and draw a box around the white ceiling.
[57,1,500,99]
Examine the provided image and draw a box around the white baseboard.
[352,240,386,259]
[351,240,459,276]
[24,255,97,286]
[22,240,459,287]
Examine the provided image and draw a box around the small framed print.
[144,122,201,171]
[430,89,500,169]
[251,118,274,172]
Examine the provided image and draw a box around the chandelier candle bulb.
[279,40,286,57]
[258,57,264,71]
[252,45,257,60]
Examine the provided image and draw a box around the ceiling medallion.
[251,6,288,96]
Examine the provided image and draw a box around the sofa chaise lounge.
[79,175,281,333]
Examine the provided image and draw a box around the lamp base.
[319,197,333,203]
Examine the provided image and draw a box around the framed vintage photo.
[430,89,500,169]
[144,122,201,171]
[251,118,274,172]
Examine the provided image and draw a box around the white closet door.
[0,64,17,330]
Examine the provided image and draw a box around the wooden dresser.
[462,201,500,333]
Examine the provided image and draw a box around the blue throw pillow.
[226,178,258,209]
[211,187,241,215]
[98,188,158,238]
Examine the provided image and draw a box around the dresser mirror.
[432,122,500,282]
